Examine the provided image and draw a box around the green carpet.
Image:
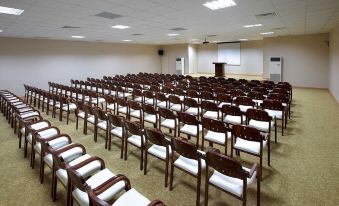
[0,88,338,206]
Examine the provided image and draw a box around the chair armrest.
[68,156,105,171]
[50,143,85,157]
[246,163,258,178]
[44,134,72,145]
[91,174,131,195]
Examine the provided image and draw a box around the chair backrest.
[235,96,254,106]
[169,95,181,104]
[178,112,199,125]
[221,105,242,116]
[201,91,214,101]
[116,97,127,107]
[125,121,143,136]
[246,108,271,122]
[232,125,264,142]
[159,108,177,120]
[144,128,169,147]
[107,113,125,127]
[95,108,108,121]
[171,137,199,160]
[201,101,219,112]
[262,99,284,111]
[143,104,157,115]
[216,93,232,104]
[206,150,246,179]
[202,118,228,133]
[128,100,141,110]
[184,97,199,108]
[143,90,154,99]
[155,92,167,102]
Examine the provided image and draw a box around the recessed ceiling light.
[167,33,180,36]
[239,39,248,41]
[260,32,274,35]
[122,39,132,42]
[203,0,236,10]
[71,36,85,39]
[111,25,130,29]
[0,30,2,32]
[243,24,262,28]
[0,6,24,15]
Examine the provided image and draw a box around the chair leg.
[196,173,201,206]
[170,162,174,190]
[140,148,144,170]
[274,118,277,143]
[40,157,45,184]
[165,157,169,187]
[268,140,271,166]
[257,175,261,206]
[144,152,148,175]
[260,156,263,181]
[204,178,209,206]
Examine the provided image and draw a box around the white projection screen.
[217,42,241,65]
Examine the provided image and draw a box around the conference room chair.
[162,86,174,97]
[201,91,215,103]
[186,90,200,103]
[168,95,183,112]
[204,149,260,206]
[55,96,77,124]
[116,86,132,99]
[247,91,266,109]
[230,89,246,101]
[174,88,186,101]
[104,95,116,114]
[142,104,158,128]
[127,100,143,121]
[132,88,143,103]
[201,117,231,154]
[82,105,96,135]
[37,133,72,183]
[268,93,291,121]
[178,112,202,148]
[262,99,286,141]
[170,137,205,206]
[221,105,243,127]
[216,93,233,108]
[201,100,220,120]
[183,97,200,117]
[107,113,125,158]
[234,96,255,113]
[231,125,267,180]
[155,92,168,109]
[87,182,165,206]
[144,128,171,187]
[124,120,145,170]
[116,97,128,118]
[94,108,109,144]
[143,90,155,107]
[159,108,178,137]
[67,157,128,206]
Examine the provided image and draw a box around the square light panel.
[111,25,130,29]
[243,24,262,28]
[0,6,24,15]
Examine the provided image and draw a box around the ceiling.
[0,0,338,44]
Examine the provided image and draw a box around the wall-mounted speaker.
[158,49,164,56]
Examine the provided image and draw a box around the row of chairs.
[0,90,164,206]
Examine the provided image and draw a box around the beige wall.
[0,38,161,95]
[196,41,263,75]
[263,33,329,88]
[160,44,189,74]
[188,44,198,74]
[329,25,339,102]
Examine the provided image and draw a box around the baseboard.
[328,89,339,104]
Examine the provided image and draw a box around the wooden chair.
[124,120,145,170]
[144,128,171,187]
[183,97,200,117]
[116,97,128,118]
[204,149,260,206]
[168,95,182,112]
[127,100,142,121]
[202,117,231,154]
[143,90,155,107]
[159,108,178,137]
[170,137,205,206]
[262,99,285,140]
[231,125,267,180]
[178,112,202,148]
[201,101,220,120]
[155,92,168,109]
[107,113,125,158]
[216,93,233,108]
[94,108,109,145]
[221,105,243,127]
[234,96,255,113]
[142,104,158,128]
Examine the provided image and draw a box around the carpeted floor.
[0,88,338,206]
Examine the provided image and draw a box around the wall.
[160,44,189,74]
[188,44,198,74]
[329,25,339,102]
[0,38,161,96]
[263,33,329,88]
[196,40,263,75]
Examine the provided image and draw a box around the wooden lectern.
[213,62,226,77]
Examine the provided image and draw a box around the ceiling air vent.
[169,27,187,31]
[62,26,80,29]
[207,34,217,37]
[272,27,286,31]
[255,12,277,20]
[132,33,143,36]
[94,12,122,19]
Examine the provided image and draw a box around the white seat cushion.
[20,111,40,119]
[130,110,141,118]
[128,135,145,147]
[112,188,150,206]
[218,102,232,108]
[87,115,96,124]
[134,97,142,102]
[239,105,253,113]
[224,115,242,125]
[174,155,206,175]
[145,98,154,105]
[148,144,172,160]
[234,138,267,155]
[157,101,167,108]
[204,131,231,144]
[209,167,256,197]
[203,111,219,119]
[180,124,202,136]
[118,106,127,114]
[248,120,273,132]
[97,121,108,130]
[170,104,182,112]
[265,109,283,119]
[111,127,123,138]
[78,112,86,119]
[144,114,157,124]
[185,107,199,116]
[107,104,115,110]
[161,119,177,129]
[62,103,77,111]
[72,168,126,206]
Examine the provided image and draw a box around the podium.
[213,62,226,77]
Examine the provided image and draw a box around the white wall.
[329,25,339,102]
[160,44,188,74]
[263,33,329,88]
[196,41,263,75]
[0,38,161,96]
[188,44,198,74]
